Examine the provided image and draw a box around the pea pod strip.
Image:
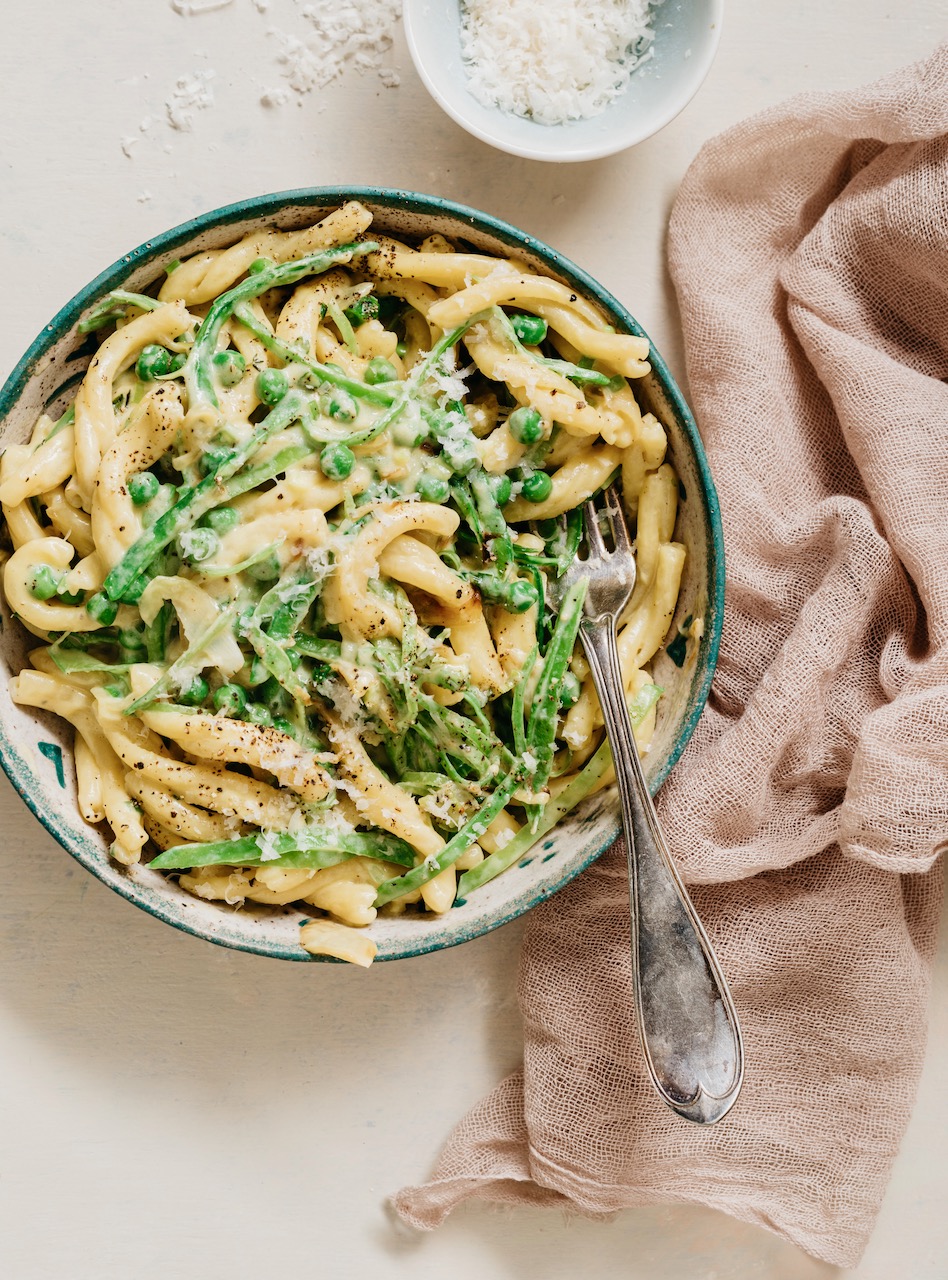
[373,767,524,907]
[78,289,164,334]
[149,827,417,871]
[457,683,661,897]
[124,605,239,715]
[526,577,587,792]
[489,307,619,387]
[102,395,309,601]
[185,242,379,410]
[242,622,310,704]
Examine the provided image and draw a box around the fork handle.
[579,619,743,1124]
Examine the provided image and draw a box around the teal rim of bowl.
[0,186,725,962]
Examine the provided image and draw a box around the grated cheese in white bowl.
[459,0,661,125]
[403,0,723,162]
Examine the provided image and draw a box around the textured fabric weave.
[393,47,948,1267]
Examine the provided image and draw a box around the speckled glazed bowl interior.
[0,187,724,962]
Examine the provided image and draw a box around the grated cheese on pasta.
[460,0,661,125]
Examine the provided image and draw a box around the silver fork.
[552,483,743,1124]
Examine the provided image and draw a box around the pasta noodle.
[0,203,689,967]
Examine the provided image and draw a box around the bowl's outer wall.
[0,187,724,962]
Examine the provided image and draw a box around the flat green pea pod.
[185,241,379,410]
[373,768,524,907]
[471,571,537,614]
[149,827,418,871]
[102,395,309,602]
[526,577,587,793]
[78,289,163,334]
[458,684,662,898]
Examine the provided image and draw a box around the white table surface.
[1,3,946,1277]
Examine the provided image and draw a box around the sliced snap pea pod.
[511,645,538,759]
[48,646,134,675]
[185,242,379,410]
[149,827,417,871]
[242,622,310,704]
[526,578,587,793]
[373,767,524,907]
[490,307,619,388]
[78,289,163,334]
[102,395,309,601]
[124,605,239,716]
[458,684,661,897]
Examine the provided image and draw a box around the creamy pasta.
[1,202,687,965]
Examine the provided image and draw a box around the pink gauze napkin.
[393,45,948,1268]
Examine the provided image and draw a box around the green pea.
[201,505,239,535]
[248,257,272,274]
[179,675,210,707]
[506,580,538,614]
[272,715,297,737]
[200,445,236,476]
[213,683,247,716]
[508,406,544,445]
[510,314,548,346]
[181,527,219,563]
[343,296,379,327]
[416,472,450,504]
[490,473,512,506]
[127,471,160,506]
[167,352,187,373]
[57,589,85,606]
[320,443,355,481]
[310,661,333,687]
[521,470,553,504]
[320,386,357,423]
[136,344,172,381]
[395,340,407,358]
[86,592,118,625]
[560,671,582,708]
[29,565,61,600]
[243,702,272,727]
[364,356,398,385]
[247,554,282,582]
[212,350,247,387]
[255,367,289,406]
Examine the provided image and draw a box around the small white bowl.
[0,188,723,963]
[403,0,724,162]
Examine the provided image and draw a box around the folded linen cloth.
[393,46,948,1267]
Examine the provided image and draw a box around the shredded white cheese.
[263,1,402,104]
[255,829,283,861]
[459,0,662,125]
[165,71,217,132]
